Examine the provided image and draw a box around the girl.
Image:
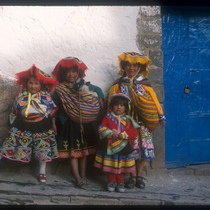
[94,93,140,192]
[108,52,166,189]
[52,57,104,187]
[0,65,59,183]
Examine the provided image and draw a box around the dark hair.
[59,64,83,82]
[110,96,129,113]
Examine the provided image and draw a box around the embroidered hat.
[110,93,131,102]
[118,52,151,77]
[52,57,88,82]
[15,64,58,92]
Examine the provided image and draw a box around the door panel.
[162,7,210,168]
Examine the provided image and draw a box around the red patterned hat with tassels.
[52,57,88,82]
[15,64,58,92]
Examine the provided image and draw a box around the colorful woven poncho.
[55,82,100,123]
[9,89,58,125]
[99,111,140,155]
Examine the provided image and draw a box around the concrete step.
[167,163,210,176]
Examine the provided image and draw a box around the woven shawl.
[55,82,100,123]
[108,78,163,131]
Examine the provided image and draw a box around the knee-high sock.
[39,162,46,174]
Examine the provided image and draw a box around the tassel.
[79,91,84,144]
[24,92,31,118]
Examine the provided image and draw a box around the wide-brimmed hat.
[118,52,151,77]
[52,57,87,82]
[15,64,58,92]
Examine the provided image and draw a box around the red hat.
[52,57,88,82]
[15,64,58,92]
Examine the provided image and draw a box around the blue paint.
[162,7,210,168]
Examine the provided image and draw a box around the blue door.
[162,7,210,168]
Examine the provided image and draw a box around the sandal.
[39,174,47,184]
[76,178,86,187]
[83,177,90,185]
[125,176,136,189]
[136,176,147,189]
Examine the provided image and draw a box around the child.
[108,52,166,189]
[0,65,59,183]
[52,57,104,187]
[94,93,140,192]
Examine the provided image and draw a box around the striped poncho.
[108,76,164,131]
[55,82,100,123]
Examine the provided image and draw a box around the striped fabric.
[129,85,160,131]
[108,78,163,131]
[55,82,100,123]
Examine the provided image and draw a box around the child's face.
[63,68,78,84]
[113,102,126,115]
[124,62,140,78]
[27,76,41,94]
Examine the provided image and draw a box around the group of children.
[0,53,165,193]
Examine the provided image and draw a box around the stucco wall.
[0,6,141,96]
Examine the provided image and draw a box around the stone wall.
[136,6,165,169]
[0,76,20,145]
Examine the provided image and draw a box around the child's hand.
[112,132,118,139]
[52,118,57,135]
[118,133,123,140]
[52,125,57,136]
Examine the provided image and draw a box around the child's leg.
[116,173,125,192]
[71,157,86,186]
[39,162,47,183]
[70,158,80,180]
[79,156,90,184]
[79,156,87,178]
[136,159,146,189]
[136,159,145,177]
[107,172,117,192]
[39,162,46,174]
[116,173,124,183]
[107,172,116,183]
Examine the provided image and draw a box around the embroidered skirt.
[94,138,136,174]
[131,122,155,160]
[55,117,98,158]
[0,117,59,163]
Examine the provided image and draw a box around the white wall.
[0,6,140,96]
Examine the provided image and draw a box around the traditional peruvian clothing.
[108,52,166,160]
[94,110,140,174]
[0,65,59,163]
[52,57,104,159]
